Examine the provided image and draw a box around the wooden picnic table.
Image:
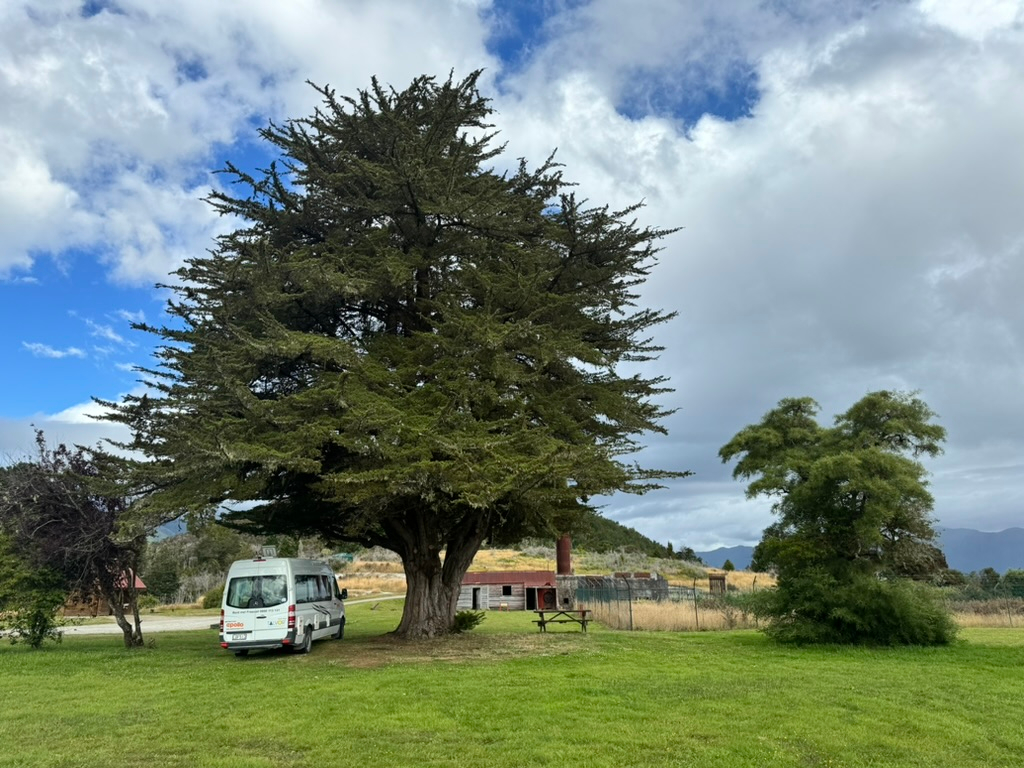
[534,609,591,633]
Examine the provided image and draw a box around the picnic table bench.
[534,609,591,633]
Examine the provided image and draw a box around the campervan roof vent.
[260,545,278,559]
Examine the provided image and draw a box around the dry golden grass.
[466,548,555,572]
[587,599,759,631]
[954,612,1021,628]
[950,598,1024,628]
[589,594,1023,632]
[336,574,406,596]
[667,570,775,591]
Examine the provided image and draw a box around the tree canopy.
[720,391,957,645]
[103,71,683,637]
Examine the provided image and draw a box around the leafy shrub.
[138,594,159,611]
[758,572,958,646]
[0,541,66,649]
[452,610,485,634]
[201,585,224,609]
[1,583,66,648]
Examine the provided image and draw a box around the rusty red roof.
[462,571,556,587]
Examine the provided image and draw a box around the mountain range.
[695,527,1024,574]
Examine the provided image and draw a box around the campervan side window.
[226,575,287,609]
[317,575,332,601]
[295,574,328,604]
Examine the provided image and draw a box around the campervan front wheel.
[334,617,345,640]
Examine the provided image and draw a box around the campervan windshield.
[225,574,288,609]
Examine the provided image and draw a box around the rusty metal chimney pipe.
[556,534,572,575]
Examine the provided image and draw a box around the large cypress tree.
[103,72,682,637]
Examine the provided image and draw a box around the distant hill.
[695,545,755,571]
[696,528,1024,574]
[568,512,699,560]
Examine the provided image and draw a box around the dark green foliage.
[191,523,253,573]
[752,571,957,645]
[451,610,486,634]
[722,559,735,571]
[977,567,1001,593]
[201,585,224,610]
[936,568,967,587]
[0,536,66,648]
[141,545,181,603]
[144,525,261,604]
[950,568,1010,600]
[0,433,147,649]
[999,569,1024,598]
[102,72,683,637]
[721,391,957,646]
[138,593,159,610]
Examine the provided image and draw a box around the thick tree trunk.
[392,513,489,639]
[396,550,460,638]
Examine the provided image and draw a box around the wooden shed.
[458,571,558,612]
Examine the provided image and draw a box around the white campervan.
[219,556,347,657]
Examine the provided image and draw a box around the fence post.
[751,574,759,628]
[625,579,634,631]
[692,578,699,630]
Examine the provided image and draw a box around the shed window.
[502,585,512,596]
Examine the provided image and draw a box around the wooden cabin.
[458,571,558,612]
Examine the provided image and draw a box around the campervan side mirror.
[340,588,348,600]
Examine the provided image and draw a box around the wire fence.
[578,582,1024,631]
[577,580,764,632]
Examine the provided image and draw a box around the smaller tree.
[722,559,736,572]
[999,570,1024,598]
[141,544,182,603]
[0,433,147,648]
[976,567,1001,594]
[720,391,957,645]
[0,535,66,648]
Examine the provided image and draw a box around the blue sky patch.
[80,0,121,19]
[484,0,589,77]
[617,64,760,126]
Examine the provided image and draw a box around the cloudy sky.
[1,0,1022,551]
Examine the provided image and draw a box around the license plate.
[231,633,248,641]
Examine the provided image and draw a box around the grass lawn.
[1,602,1021,767]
